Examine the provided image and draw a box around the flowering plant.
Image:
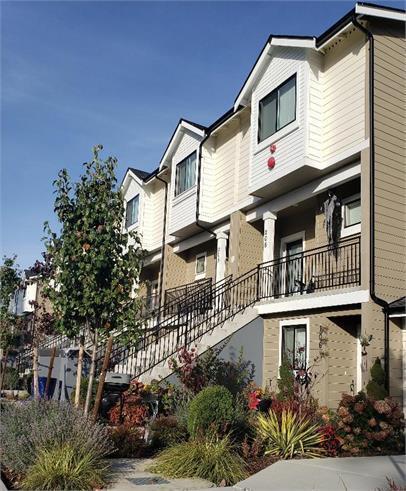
[335,392,404,456]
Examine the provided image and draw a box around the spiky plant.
[256,409,325,459]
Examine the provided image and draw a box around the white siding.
[249,46,308,194]
[168,129,202,235]
[320,29,366,161]
[307,50,324,164]
[148,182,165,251]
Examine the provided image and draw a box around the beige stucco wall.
[263,306,361,409]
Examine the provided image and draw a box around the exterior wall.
[249,46,308,194]
[229,211,263,278]
[168,130,202,235]
[263,306,360,408]
[163,240,216,291]
[370,19,406,302]
[320,29,366,162]
[200,109,252,222]
[144,180,165,252]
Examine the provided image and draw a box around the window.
[343,196,361,228]
[258,74,296,143]
[195,253,206,278]
[175,152,197,196]
[281,324,307,370]
[125,195,139,228]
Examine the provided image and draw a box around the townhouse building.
[111,3,404,408]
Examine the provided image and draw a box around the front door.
[284,238,304,295]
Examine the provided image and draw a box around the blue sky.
[1,0,403,268]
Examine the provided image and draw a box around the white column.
[263,211,277,263]
[215,232,228,282]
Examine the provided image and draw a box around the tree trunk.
[0,348,9,394]
[84,330,98,416]
[74,333,85,407]
[45,346,57,399]
[33,344,39,399]
[92,335,113,422]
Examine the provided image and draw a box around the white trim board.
[278,318,310,374]
[256,289,369,315]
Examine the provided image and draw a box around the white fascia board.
[172,222,231,254]
[270,37,315,48]
[246,161,361,222]
[234,41,272,111]
[143,250,162,266]
[356,4,406,22]
[159,121,205,171]
[256,289,369,315]
[316,22,354,51]
[389,313,406,318]
[121,170,144,193]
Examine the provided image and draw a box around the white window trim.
[341,193,361,238]
[278,318,310,376]
[280,231,306,258]
[195,252,207,280]
[254,72,300,155]
[174,152,197,198]
[125,195,140,230]
[172,184,197,205]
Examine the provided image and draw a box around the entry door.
[285,239,303,294]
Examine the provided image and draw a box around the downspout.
[352,15,390,392]
[155,173,168,310]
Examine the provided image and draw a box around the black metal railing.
[18,236,360,379]
[108,235,360,378]
[259,235,360,299]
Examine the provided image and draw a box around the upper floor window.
[258,74,296,143]
[341,193,361,238]
[175,152,196,197]
[125,195,139,228]
[343,195,361,228]
[195,252,206,279]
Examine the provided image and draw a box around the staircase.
[17,236,360,384]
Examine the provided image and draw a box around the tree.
[44,145,144,415]
[0,256,23,392]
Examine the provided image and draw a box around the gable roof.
[129,168,150,180]
[159,118,206,170]
[234,2,405,110]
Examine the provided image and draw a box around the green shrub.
[366,358,388,400]
[188,386,234,437]
[256,409,325,459]
[276,360,294,400]
[149,434,247,485]
[0,400,114,476]
[21,444,108,490]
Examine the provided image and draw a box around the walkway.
[107,458,214,491]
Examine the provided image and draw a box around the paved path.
[106,458,214,491]
[199,455,405,491]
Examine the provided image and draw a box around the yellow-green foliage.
[256,409,325,459]
[21,444,109,490]
[149,434,247,485]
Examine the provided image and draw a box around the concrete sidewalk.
[107,458,214,490]
[208,455,406,491]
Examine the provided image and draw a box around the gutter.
[352,14,390,392]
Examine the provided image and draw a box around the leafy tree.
[0,256,23,391]
[44,145,144,415]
